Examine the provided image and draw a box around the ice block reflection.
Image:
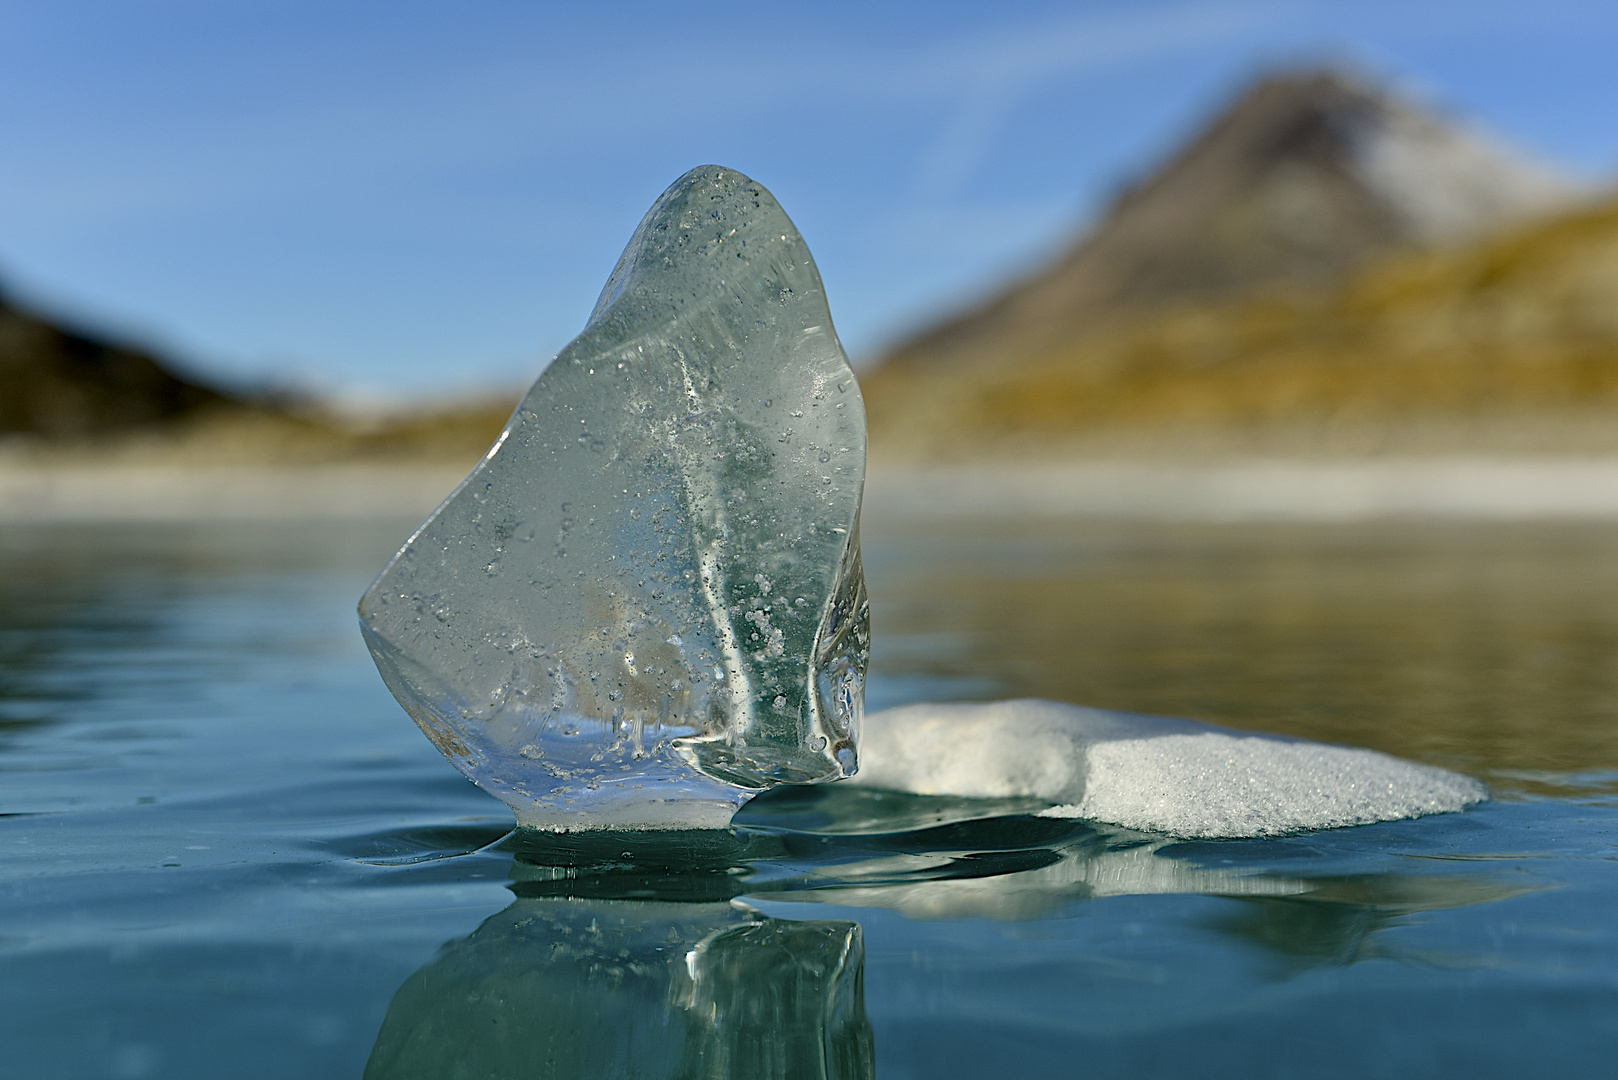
[365,836,872,1080]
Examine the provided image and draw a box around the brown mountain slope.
[872,69,1573,388]
[867,194,1618,458]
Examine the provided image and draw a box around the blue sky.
[2,0,1616,401]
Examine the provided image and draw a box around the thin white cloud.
[0,0,1295,228]
[905,0,1296,202]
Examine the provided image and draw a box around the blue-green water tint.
[3,519,1617,1078]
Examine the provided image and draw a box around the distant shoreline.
[863,458,1618,522]
[0,462,470,523]
[6,457,1618,523]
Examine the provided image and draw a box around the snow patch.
[852,699,1485,839]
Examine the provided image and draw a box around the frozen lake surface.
[2,516,1616,1078]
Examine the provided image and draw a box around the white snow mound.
[851,699,1485,839]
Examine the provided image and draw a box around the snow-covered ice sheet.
[853,699,1485,838]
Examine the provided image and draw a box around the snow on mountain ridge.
[1342,81,1577,243]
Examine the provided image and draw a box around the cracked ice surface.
[359,166,868,830]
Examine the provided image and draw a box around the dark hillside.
[0,292,238,437]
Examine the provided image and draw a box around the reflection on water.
[364,786,1533,1079]
[367,828,879,1079]
[1203,873,1541,972]
[3,519,1617,1077]
[867,518,1618,783]
[367,895,871,1080]
[736,787,1535,933]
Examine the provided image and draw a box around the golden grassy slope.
[865,197,1618,458]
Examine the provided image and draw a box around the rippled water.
[3,516,1616,1078]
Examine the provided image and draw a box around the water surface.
[2,516,1615,1077]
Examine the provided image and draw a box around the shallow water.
[2,516,1616,1078]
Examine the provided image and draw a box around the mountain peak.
[876,67,1579,376]
[1182,68,1574,246]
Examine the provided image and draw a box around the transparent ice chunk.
[359,166,868,830]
